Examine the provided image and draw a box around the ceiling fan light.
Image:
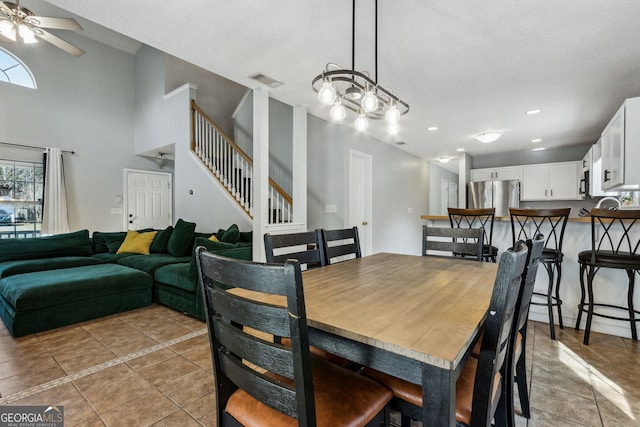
[18,23,35,39]
[0,20,17,41]
[355,114,368,131]
[361,90,379,113]
[330,101,346,122]
[475,132,502,143]
[318,81,337,105]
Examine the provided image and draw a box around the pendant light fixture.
[312,0,409,133]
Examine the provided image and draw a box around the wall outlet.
[408,207,413,214]
[110,207,123,214]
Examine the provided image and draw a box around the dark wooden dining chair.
[509,208,571,340]
[448,207,499,262]
[196,249,393,426]
[422,225,484,261]
[264,230,326,270]
[320,226,362,265]
[364,241,529,427]
[574,208,640,345]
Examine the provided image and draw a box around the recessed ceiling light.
[427,126,438,131]
[531,138,542,143]
[532,147,545,151]
[526,109,542,115]
[456,148,465,152]
[438,157,451,163]
[475,132,502,143]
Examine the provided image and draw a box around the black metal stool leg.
[628,270,637,341]
[584,265,596,345]
[555,261,563,329]
[575,261,587,330]
[543,261,556,340]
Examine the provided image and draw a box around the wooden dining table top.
[300,252,499,370]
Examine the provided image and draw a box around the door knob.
[362,221,368,226]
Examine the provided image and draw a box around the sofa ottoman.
[0,263,152,337]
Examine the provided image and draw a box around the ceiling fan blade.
[36,29,84,56]
[0,1,14,17]
[27,16,82,31]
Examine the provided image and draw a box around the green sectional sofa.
[0,222,253,337]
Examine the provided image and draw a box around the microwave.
[579,144,616,198]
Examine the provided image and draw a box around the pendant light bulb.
[361,90,379,113]
[330,101,346,122]
[318,81,337,105]
[355,114,368,131]
[387,123,399,135]
[18,24,36,43]
[385,105,400,124]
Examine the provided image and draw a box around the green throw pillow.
[150,226,173,253]
[167,219,196,256]
[103,233,127,254]
[219,224,240,244]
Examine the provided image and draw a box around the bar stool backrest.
[448,207,496,253]
[588,208,640,263]
[509,208,571,252]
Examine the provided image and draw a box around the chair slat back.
[472,241,529,426]
[422,225,484,261]
[514,235,546,334]
[197,250,315,424]
[509,208,571,252]
[264,231,326,269]
[321,227,362,265]
[448,207,496,251]
[589,208,640,259]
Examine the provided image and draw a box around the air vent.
[395,141,407,145]
[249,73,283,88]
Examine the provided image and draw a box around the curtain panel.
[41,147,70,234]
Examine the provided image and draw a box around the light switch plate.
[110,208,123,214]
[324,204,337,213]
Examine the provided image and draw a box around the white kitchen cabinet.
[600,97,640,190]
[521,161,580,201]
[470,166,521,182]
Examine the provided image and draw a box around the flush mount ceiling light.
[438,157,451,163]
[427,126,438,131]
[475,132,502,143]
[312,0,409,134]
[0,0,85,56]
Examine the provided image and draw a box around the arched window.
[0,47,37,89]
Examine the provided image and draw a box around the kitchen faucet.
[595,196,621,209]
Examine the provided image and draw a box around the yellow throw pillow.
[117,230,158,255]
[208,234,220,242]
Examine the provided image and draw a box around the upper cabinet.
[601,97,640,191]
[521,161,580,201]
[470,166,522,182]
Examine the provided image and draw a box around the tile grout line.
[0,328,208,405]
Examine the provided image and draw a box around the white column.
[458,152,471,208]
[292,105,307,226]
[252,88,269,262]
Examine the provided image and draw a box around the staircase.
[190,100,292,223]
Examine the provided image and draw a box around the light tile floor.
[0,304,639,426]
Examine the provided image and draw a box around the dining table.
[300,252,499,427]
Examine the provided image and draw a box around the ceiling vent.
[395,141,407,145]
[249,73,283,88]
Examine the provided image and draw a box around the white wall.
[307,116,429,256]
[0,34,156,232]
[429,162,459,215]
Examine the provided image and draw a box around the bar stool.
[574,208,640,345]
[448,207,498,262]
[510,208,571,339]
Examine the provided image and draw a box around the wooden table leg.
[422,363,456,427]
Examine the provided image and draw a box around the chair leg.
[400,413,411,427]
[555,262,563,329]
[515,351,530,419]
[543,261,556,340]
[584,265,596,345]
[575,262,587,330]
[628,270,637,341]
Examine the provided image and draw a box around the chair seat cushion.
[225,355,392,427]
[578,250,640,268]
[363,357,500,425]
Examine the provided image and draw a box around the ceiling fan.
[0,0,84,56]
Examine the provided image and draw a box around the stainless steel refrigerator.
[468,180,520,216]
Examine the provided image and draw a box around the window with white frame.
[0,46,37,89]
[0,159,44,238]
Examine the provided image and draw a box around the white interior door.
[125,169,172,230]
[449,182,458,208]
[349,150,372,256]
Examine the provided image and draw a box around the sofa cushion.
[239,231,253,243]
[150,226,173,253]
[167,219,196,257]
[0,264,152,311]
[188,237,252,280]
[117,253,190,275]
[154,263,195,292]
[219,224,240,244]
[92,231,127,254]
[0,230,93,262]
[0,257,103,279]
[91,253,133,263]
[117,230,158,255]
[103,233,128,254]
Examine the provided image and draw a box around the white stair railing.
[191,100,292,223]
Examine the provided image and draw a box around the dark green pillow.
[103,233,127,254]
[239,231,253,243]
[150,226,173,253]
[219,224,240,244]
[167,219,196,256]
[188,237,238,279]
